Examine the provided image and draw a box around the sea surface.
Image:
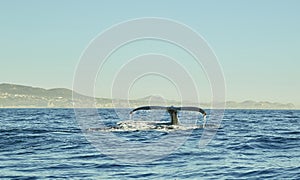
[0,108,299,179]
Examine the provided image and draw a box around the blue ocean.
[0,108,299,179]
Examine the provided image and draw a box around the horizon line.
[0,82,298,107]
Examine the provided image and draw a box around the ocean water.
[0,108,299,179]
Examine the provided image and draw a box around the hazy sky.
[0,1,299,106]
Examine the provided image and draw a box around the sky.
[0,0,299,106]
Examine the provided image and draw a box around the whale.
[86,106,207,132]
[130,106,206,125]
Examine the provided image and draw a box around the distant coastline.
[0,83,296,110]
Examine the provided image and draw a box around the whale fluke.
[129,106,166,114]
[177,107,206,116]
[130,106,206,125]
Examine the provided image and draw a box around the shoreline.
[0,107,299,110]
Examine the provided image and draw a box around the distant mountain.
[1,84,61,107]
[0,83,296,109]
[0,83,99,108]
[226,100,295,109]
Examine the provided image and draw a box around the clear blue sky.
[0,0,299,106]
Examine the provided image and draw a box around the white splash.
[87,120,210,132]
[203,115,207,128]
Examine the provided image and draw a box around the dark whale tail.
[130,106,206,125]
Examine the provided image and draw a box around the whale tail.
[130,106,206,125]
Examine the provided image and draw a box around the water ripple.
[0,109,299,179]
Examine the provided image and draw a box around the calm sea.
[0,108,299,179]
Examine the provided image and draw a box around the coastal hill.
[0,83,295,109]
